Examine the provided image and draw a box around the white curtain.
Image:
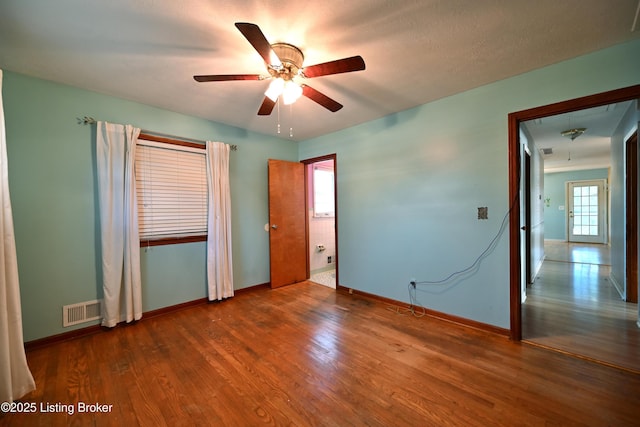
[96,121,142,327]
[0,69,36,402]
[206,141,234,300]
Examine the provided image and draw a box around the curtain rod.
[77,116,238,151]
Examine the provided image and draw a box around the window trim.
[136,132,207,247]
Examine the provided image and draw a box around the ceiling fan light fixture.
[561,127,587,141]
[282,80,303,105]
[265,77,285,101]
[269,50,282,68]
[194,23,365,116]
[271,43,304,71]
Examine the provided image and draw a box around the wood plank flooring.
[523,241,640,373]
[3,281,640,426]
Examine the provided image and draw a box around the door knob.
[271,224,278,229]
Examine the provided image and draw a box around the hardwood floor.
[523,241,640,373]
[3,281,640,426]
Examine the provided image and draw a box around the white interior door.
[568,180,606,244]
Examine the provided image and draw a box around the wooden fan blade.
[258,97,276,115]
[235,22,282,67]
[301,85,343,112]
[194,74,262,82]
[301,56,365,78]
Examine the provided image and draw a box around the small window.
[135,137,207,245]
[313,166,334,217]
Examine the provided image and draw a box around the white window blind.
[135,139,207,241]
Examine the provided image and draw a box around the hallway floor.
[523,241,639,373]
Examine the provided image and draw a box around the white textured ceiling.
[0,0,639,143]
[523,102,634,173]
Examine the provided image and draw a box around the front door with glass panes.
[567,180,606,244]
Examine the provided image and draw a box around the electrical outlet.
[327,256,332,264]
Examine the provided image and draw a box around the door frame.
[302,154,338,288]
[626,132,638,303]
[508,84,640,341]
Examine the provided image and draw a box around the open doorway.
[303,155,338,289]
[509,85,640,371]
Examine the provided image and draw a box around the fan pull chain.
[276,99,281,134]
[289,103,294,138]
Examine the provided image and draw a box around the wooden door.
[268,159,308,288]
[524,151,532,284]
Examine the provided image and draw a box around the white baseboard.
[531,256,545,283]
[609,273,625,300]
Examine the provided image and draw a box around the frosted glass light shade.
[265,78,284,101]
[282,81,302,105]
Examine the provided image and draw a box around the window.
[313,166,334,217]
[572,185,598,236]
[135,135,207,245]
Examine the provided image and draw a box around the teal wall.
[3,72,297,341]
[4,38,640,340]
[543,169,610,241]
[299,39,640,328]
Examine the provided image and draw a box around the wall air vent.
[63,300,102,327]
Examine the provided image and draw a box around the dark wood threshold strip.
[336,284,510,337]
[522,339,640,375]
[24,282,270,351]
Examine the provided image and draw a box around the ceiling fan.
[194,22,366,115]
